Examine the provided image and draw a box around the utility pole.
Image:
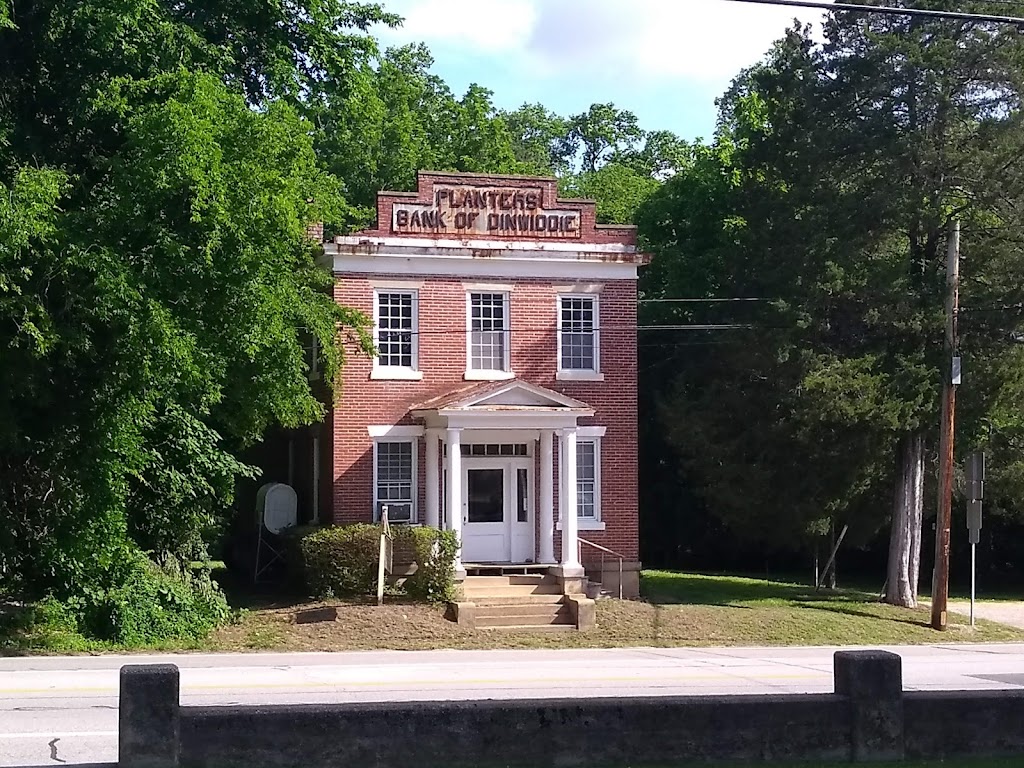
[931,220,960,631]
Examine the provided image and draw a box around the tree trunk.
[885,433,924,607]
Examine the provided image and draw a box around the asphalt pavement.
[3,643,1024,766]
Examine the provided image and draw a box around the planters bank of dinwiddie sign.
[392,184,582,239]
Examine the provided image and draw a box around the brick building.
[315,171,648,597]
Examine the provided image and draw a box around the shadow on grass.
[800,601,932,629]
[642,571,878,608]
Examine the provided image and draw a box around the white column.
[425,429,440,529]
[447,428,464,573]
[559,427,582,570]
[539,430,555,564]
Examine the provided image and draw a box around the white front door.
[461,458,533,563]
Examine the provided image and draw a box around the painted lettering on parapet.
[392,185,581,238]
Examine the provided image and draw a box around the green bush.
[396,527,459,603]
[296,524,458,602]
[85,554,231,645]
[298,523,381,597]
[1,553,231,650]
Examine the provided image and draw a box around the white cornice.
[326,253,639,281]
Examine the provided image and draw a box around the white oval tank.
[255,482,298,534]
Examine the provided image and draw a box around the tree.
[0,0,379,638]
[501,103,573,176]
[640,8,1024,605]
[563,103,644,173]
[561,163,661,225]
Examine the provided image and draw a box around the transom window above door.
[373,289,422,380]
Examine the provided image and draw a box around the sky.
[374,0,825,142]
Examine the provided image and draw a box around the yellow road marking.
[0,671,825,696]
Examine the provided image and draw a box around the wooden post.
[931,220,960,631]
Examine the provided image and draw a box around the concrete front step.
[460,585,565,598]
[475,602,569,620]
[461,574,557,587]
[479,623,577,632]
[471,594,566,606]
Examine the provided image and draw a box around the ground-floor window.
[374,439,416,523]
[577,439,600,520]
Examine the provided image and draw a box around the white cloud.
[378,0,538,53]
[379,0,822,84]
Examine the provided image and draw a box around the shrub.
[85,553,231,645]
[296,524,458,602]
[298,523,381,597]
[396,527,459,603]
[1,553,231,650]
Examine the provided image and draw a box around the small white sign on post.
[377,506,394,606]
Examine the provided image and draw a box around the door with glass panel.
[460,457,533,563]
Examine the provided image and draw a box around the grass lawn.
[5,571,1023,654]
[201,571,1024,653]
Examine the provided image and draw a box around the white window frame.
[372,289,423,381]
[576,437,602,526]
[372,438,417,524]
[557,428,606,532]
[556,294,603,381]
[465,290,513,380]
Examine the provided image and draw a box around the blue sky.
[374,0,824,142]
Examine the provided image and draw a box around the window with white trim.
[577,439,600,520]
[559,295,599,372]
[374,440,415,523]
[468,292,509,371]
[375,290,417,371]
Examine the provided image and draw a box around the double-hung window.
[558,295,600,378]
[373,440,415,523]
[577,439,600,521]
[467,291,511,377]
[373,289,420,379]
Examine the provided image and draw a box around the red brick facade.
[321,172,646,566]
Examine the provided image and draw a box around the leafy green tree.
[561,163,660,225]
[501,103,573,176]
[563,102,644,173]
[0,1,379,639]
[641,8,1024,606]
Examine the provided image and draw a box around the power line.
[638,297,771,303]
[722,0,1024,25]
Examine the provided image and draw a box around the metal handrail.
[578,537,626,600]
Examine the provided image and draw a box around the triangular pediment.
[410,379,589,413]
[468,381,589,410]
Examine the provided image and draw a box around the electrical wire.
[722,0,1024,24]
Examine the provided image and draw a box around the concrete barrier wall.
[117,650,1024,768]
[904,690,1024,759]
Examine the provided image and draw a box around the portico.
[412,380,593,580]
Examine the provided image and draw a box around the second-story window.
[374,290,418,375]
[468,292,509,372]
[558,295,599,373]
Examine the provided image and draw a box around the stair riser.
[461,588,565,598]
[476,615,574,628]
[478,624,577,632]
[461,577,558,587]
[475,606,569,620]
[471,596,566,606]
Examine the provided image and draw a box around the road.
[3,643,1024,766]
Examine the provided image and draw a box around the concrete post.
[447,427,465,578]
[425,429,440,529]
[539,430,555,564]
[834,650,905,762]
[119,664,180,768]
[559,427,581,571]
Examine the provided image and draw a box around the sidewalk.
[949,600,1024,629]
